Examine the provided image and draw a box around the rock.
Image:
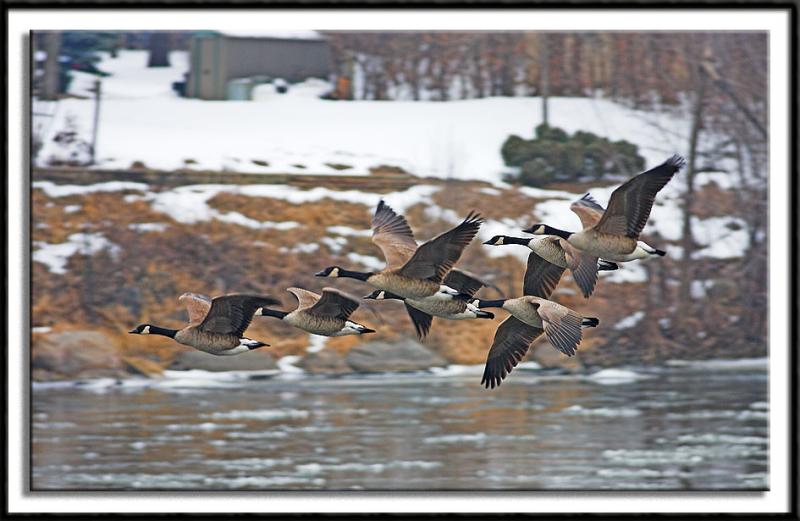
[299,349,352,375]
[168,349,277,372]
[529,342,584,373]
[32,331,126,379]
[345,340,447,373]
[123,356,165,377]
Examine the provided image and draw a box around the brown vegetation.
[31,170,766,381]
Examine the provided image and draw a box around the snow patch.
[346,252,385,271]
[306,335,328,354]
[277,355,304,375]
[327,225,372,237]
[33,180,149,198]
[692,216,749,259]
[614,311,645,330]
[33,233,120,274]
[128,222,169,233]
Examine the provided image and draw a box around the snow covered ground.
[35,50,691,181]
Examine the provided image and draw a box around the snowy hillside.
[35,50,691,181]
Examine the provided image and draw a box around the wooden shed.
[184,31,333,100]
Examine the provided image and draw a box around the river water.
[31,360,768,491]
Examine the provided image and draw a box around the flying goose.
[259,287,376,336]
[337,200,494,337]
[483,194,622,298]
[364,269,495,340]
[522,155,684,262]
[316,201,484,301]
[129,293,279,355]
[474,253,598,389]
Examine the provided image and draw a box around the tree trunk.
[540,33,549,126]
[42,31,62,100]
[678,67,707,308]
[147,32,170,67]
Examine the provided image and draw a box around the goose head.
[315,266,342,278]
[363,290,402,301]
[483,235,506,245]
[129,324,153,335]
[522,224,549,235]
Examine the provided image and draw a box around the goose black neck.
[338,269,373,282]
[544,225,573,240]
[150,325,178,338]
[261,308,288,320]
[503,236,532,246]
[476,299,506,309]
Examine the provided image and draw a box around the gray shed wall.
[186,35,332,100]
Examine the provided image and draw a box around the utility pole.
[90,79,102,165]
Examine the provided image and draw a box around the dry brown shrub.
[692,184,741,219]
[429,184,540,221]
[208,193,370,231]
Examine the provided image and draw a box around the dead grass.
[208,193,370,231]
[31,175,763,371]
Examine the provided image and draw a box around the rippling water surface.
[31,361,768,490]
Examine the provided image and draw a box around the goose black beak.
[482,240,493,245]
[314,270,327,277]
[361,328,376,334]
[128,329,138,334]
[521,227,533,234]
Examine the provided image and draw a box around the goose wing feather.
[287,287,321,310]
[198,294,281,337]
[444,269,493,297]
[481,316,544,389]
[561,241,599,298]
[533,298,584,356]
[307,288,361,320]
[371,200,418,269]
[523,252,565,299]
[570,193,606,229]
[179,292,213,325]
[404,303,434,339]
[400,212,484,282]
[593,155,685,238]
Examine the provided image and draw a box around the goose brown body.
[283,311,353,336]
[317,201,484,302]
[174,328,245,353]
[366,269,496,338]
[260,287,373,337]
[567,230,638,259]
[366,271,441,299]
[129,293,279,356]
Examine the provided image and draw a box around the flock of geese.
[130,154,685,389]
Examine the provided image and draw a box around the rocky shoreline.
[31,329,593,382]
